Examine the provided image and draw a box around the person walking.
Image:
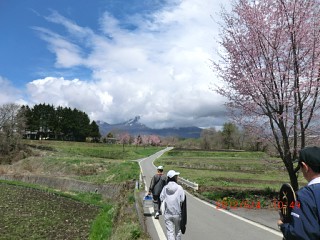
[148,165,167,219]
[278,146,320,239]
[160,170,186,240]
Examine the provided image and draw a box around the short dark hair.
[300,161,320,173]
[299,147,320,171]
[309,164,320,173]
[167,176,177,183]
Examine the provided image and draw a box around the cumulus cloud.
[27,77,113,120]
[0,76,25,105]
[28,0,228,128]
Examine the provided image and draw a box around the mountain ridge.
[97,116,202,138]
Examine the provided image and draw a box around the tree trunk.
[288,168,299,191]
[284,155,299,191]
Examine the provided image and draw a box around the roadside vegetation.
[155,149,307,208]
[0,140,162,239]
[1,140,161,184]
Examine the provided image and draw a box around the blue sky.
[0,0,229,129]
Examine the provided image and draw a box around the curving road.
[139,147,283,240]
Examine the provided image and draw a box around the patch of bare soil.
[0,183,100,240]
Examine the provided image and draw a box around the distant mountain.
[97,116,202,138]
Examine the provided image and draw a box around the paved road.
[139,147,283,240]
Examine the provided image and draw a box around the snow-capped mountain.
[97,116,202,138]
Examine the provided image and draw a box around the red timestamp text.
[215,200,261,210]
[272,200,301,210]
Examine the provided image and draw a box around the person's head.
[167,170,180,182]
[297,147,320,182]
[157,165,164,173]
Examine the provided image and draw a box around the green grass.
[155,149,307,204]
[17,140,163,184]
[78,160,141,183]
[1,140,162,239]
[89,205,115,240]
[166,149,267,158]
[25,140,162,160]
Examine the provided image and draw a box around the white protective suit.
[160,181,185,240]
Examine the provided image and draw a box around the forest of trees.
[1,102,102,163]
[22,103,100,142]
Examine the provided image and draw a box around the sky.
[0,0,230,129]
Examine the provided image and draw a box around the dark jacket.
[280,183,320,239]
[149,173,167,196]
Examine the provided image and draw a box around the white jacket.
[160,181,185,215]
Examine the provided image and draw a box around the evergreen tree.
[89,121,101,142]
[24,104,93,142]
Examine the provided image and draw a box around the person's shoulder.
[177,183,184,191]
[309,183,320,191]
[299,184,320,193]
[297,184,320,201]
[304,183,320,197]
[297,185,310,196]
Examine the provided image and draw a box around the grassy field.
[1,140,163,184]
[0,140,163,240]
[1,141,307,237]
[155,149,307,207]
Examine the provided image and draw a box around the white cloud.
[0,76,26,105]
[27,77,113,120]
[27,0,228,128]
[32,26,84,68]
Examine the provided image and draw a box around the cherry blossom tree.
[140,135,150,148]
[215,0,320,190]
[118,132,131,151]
[148,135,161,146]
[134,134,143,148]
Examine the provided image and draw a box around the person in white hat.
[160,170,186,240]
[148,165,167,219]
